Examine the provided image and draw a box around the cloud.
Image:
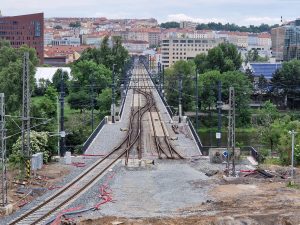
[165,13,288,26]
[244,17,281,25]
[166,14,226,24]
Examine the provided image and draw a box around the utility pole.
[0,93,7,206]
[227,87,236,176]
[21,52,31,178]
[158,62,162,94]
[59,70,66,157]
[217,81,222,147]
[111,64,116,123]
[178,74,183,123]
[289,130,297,179]
[90,75,95,132]
[162,65,165,98]
[195,68,199,131]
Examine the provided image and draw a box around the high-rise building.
[283,19,300,61]
[271,27,285,61]
[0,13,44,64]
[161,37,222,68]
[271,19,300,62]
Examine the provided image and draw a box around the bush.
[9,131,50,166]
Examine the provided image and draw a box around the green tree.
[69,21,81,28]
[196,22,279,33]
[68,90,90,112]
[51,69,69,94]
[165,60,196,112]
[34,78,51,96]
[195,43,242,73]
[78,36,129,72]
[0,42,39,113]
[10,131,50,165]
[160,22,180,29]
[272,59,300,108]
[199,70,252,126]
[278,120,300,165]
[71,60,111,91]
[194,53,209,73]
[97,88,112,114]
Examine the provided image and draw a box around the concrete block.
[64,151,72,165]
[0,204,13,215]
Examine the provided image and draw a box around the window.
[34,21,41,37]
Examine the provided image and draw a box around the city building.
[122,40,149,54]
[283,19,300,61]
[161,37,221,67]
[44,45,90,65]
[242,62,282,80]
[180,21,198,29]
[0,13,44,64]
[271,26,285,61]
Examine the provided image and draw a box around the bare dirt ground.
[78,167,300,225]
[0,162,70,217]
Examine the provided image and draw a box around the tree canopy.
[196,22,279,33]
[0,41,39,113]
[160,22,180,29]
[194,43,242,73]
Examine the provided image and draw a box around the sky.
[1,0,299,26]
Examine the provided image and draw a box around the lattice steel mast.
[21,52,31,176]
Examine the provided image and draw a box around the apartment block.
[161,38,221,67]
[0,13,44,64]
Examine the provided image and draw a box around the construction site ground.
[68,160,300,225]
[2,157,300,225]
[0,162,71,217]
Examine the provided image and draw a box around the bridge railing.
[141,60,203,153]
[118,74,131,119]
[82,117,106,153]
[141,61,174,118]
[186,117,203,151]
[82,63,133,153]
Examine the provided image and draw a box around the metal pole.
[227,87,236,176]
[162,65,165,97]
[195,68,199,131]
[111,64,116,123]
[178,74,183,123]
[90,75,94,132]
[59,70,65,157]
[57,96,60,156]
[289,130,297,179]
[217,81,222,147]
[0,93,7,206]
[158,62,162,94]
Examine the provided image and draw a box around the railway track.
[8,61,182,225]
